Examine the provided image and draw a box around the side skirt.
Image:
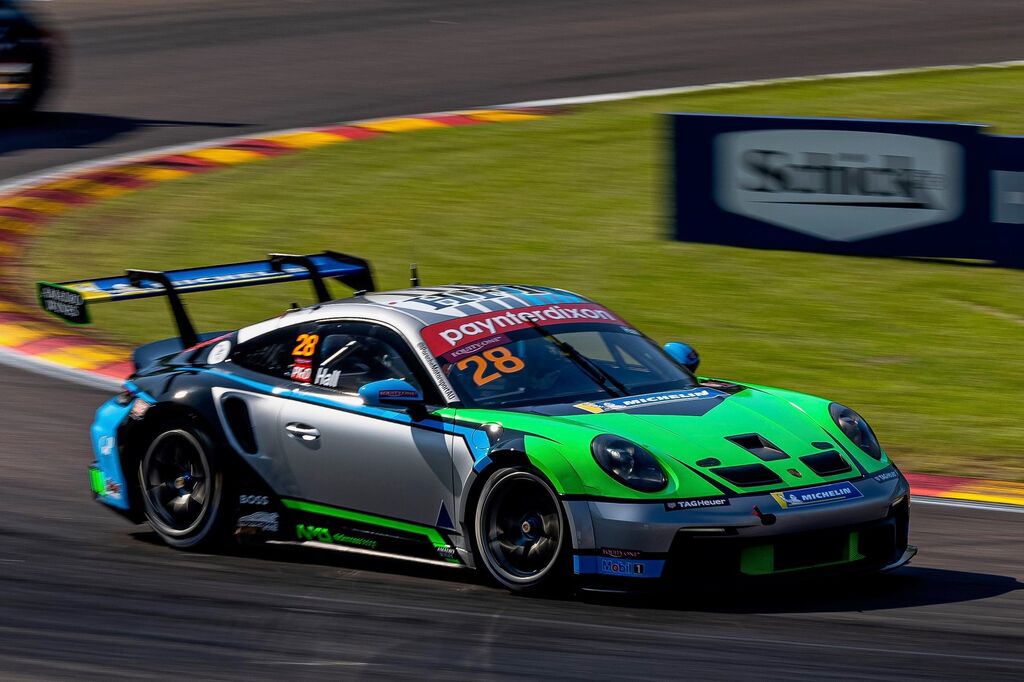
[266,540,467,569]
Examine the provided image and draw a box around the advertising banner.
[989,134,1024,267]
[670,113,1000,263]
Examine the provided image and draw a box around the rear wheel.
[473,467,569,593]
[138,422,225,549]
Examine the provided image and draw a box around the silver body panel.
[570,474,908,553]
[275,387,455,527]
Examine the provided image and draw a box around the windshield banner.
[421,303,627,357]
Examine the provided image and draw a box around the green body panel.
[281,498,454,553]
[89,466,105,496]
[739,532,865,576]
[446,382,891,499]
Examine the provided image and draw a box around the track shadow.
[582,566,1023,613]
[129,529,482,588]
[130,530,1020,611]
[0,111,246,156]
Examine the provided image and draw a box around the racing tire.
[138,421,227,550]
[472,466,570,594]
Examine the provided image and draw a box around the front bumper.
[89,396,133,511]
[566,470,911,583]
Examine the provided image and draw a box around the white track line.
[503,59,1024,108]
[0,345,121,391]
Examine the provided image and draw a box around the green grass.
[26,65,1024,479]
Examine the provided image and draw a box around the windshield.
[421,304,696,408]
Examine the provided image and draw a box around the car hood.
[456,383,884,497]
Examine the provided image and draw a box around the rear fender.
[115,371,236,520]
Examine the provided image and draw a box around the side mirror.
[359,379,425,408]
[663,342,699,373]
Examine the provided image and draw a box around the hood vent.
[711,463,782,487]
[800,450,852,477]
[726,434,788,462]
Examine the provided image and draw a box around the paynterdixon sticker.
[771,481,863,509]
[421,303,626,356]
[575,387,724,414]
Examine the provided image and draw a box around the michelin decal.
[771,481,863,508]
[575,388,724,414]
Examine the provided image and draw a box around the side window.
[309,322,440,401]
[232,325,311,380]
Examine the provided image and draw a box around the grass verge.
[27,65,1024,479]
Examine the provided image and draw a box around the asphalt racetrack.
[2,1,1023,679]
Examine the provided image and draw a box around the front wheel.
[473,467,569,593]
[138,422,225,549]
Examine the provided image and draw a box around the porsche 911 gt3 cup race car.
[38,251,915,593]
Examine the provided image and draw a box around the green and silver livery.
[42,252,914,594]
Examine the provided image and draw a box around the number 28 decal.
[292,333,319,357]
[456,347,525,386]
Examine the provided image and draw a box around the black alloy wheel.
[139,424,224,549]
[474,467,567,593]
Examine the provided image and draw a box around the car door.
[274,320,456,529]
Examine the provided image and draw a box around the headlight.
[591,435,667,492]
[828,403,883,460]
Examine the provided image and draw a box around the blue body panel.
[90,397,132,510]
[574,554,666,579]
[67,254,368,302]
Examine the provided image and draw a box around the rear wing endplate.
[36,250,374,348]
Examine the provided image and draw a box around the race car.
[0,0,57,116]
[38,251,915,593]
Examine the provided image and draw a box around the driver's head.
[523,340,564,391]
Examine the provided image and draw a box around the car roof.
[237,283,592,343]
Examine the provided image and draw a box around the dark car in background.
[0,0,56,116]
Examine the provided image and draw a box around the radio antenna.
[410,264,420,288]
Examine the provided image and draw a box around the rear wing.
[36,251,375,348]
